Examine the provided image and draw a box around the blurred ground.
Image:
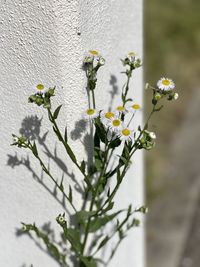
[144,1,200,267]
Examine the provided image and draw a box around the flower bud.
[98,57,105,66]
[149,132,156,139]
[145,83,149,90]
[173,92,179,100]
[83,56,93,64]
[56,214,66,226]
[154,93,162,101]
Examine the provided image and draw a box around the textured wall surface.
[0,0,144,266]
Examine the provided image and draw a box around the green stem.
[81,141,110,254]
[91,89,96,109]
[122,68,132,106]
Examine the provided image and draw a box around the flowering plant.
[12,50,178,267]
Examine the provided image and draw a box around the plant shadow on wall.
[8,50,178,267]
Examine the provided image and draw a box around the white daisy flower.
[127,51,136,62]
[157,77,175,91]
[115,105,127,114]
[83,50,101,64]
[118,127,134,142]
[34,84,48,95]
[127,103,141,113]
[100,111,116,126]
[82,108,99,120]
[108,117,122,133]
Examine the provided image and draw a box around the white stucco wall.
[0,1,144,267]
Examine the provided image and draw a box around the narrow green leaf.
[76,210,96,228]
[94,129,100,148]
[128,204,132,215]
[119,156,128,165]
[53,105,62,119]
[80,160,86,173]
[32,142,38,157]
[107,188,110,197]
[64,126,68,143]
[97,201,114,216]
[125,98,133,103]
[109,138,121,149]
[95,158,103,171]
[89,211,122,233]
[52,126,62,141]
[131,218,140,227]
[80,256,97,267]
[65,144,77,163]
[95,121,106,144]
[68,185,73,204]
[67,228,81,252]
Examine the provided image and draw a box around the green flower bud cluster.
[150,77,179,105]
[28,87,55,109]
[167,92,179,101]
[135,206,149,214]
[121,52,142,70]
[11,134,28,148]
[138,130,156,150]
[83,50,105,92]
[152,90,178,105]
[21,223,35,232]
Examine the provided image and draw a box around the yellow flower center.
[132,104,140,110]
[105,112,114,119]
[122,128,131,136]
[89,50,99,56]
[117,106,124,111]
[112,119,121,127]
[87,109,95,116]
[36,84,44,91]
[162,79,170,86]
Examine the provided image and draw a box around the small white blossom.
[118,127,134,141]
[115,105,127,115]
[33,84,48,95]
[157,77,175,91]
[127,103,141,113]
[100,111,116,127]
[127,51,136,62]
[108,117,122,132]
[82,109,99,120]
